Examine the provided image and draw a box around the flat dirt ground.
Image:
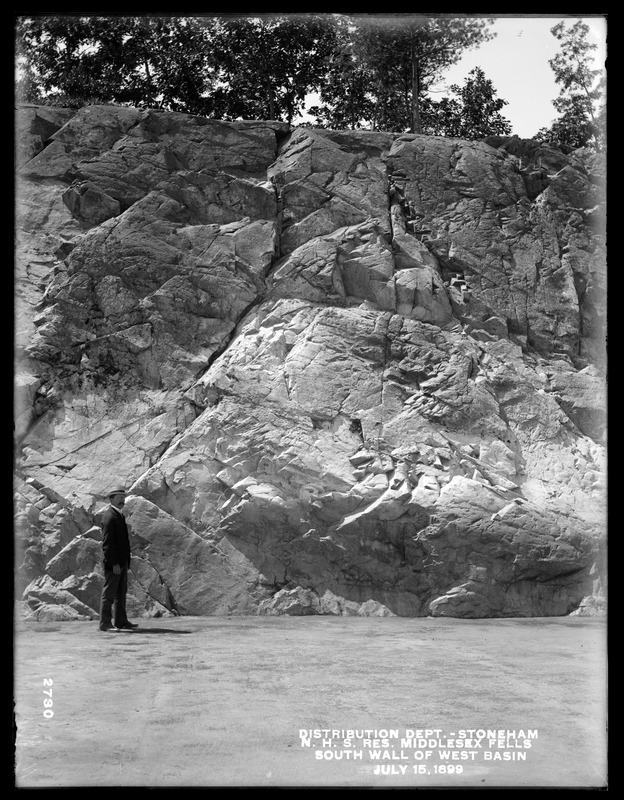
[13,615,607,789]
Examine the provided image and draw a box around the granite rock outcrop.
[14,104,607,620]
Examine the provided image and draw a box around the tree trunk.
[257,22,276,121]
[265,77,276,120]
[143,57,156,106]
[410,37,422,134]
[580,82,601,152]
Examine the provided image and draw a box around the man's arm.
[101,512,120,571]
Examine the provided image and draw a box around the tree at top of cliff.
[202,15,339,125]
[308,16,496,134]
[15,16,218,115]
[15,13,339,124]
[16,13,509,138]
[535,19,606,151]
[420,67,512,138]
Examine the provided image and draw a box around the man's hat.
[108,487,127,497]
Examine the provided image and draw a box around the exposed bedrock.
[14,105,606,620]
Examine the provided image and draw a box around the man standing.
[98,488,138,632]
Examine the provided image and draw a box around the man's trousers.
[99,565,129,628]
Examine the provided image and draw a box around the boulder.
[257,586,395,616]
[22,574,99,621]
[15,104,77,168]
[122,495,271,615]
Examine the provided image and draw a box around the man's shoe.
[99,624,116,632]
[116,622,138,630]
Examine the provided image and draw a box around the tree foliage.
[16,14,511,140]
[364,16,495,134]
[304,17,376,130]
[15,16,217,113]
[535,19,605,151]
[205,15,338,125]
[421,67,512,138]
[309,16,496,133]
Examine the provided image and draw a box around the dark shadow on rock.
[222,530,423,617]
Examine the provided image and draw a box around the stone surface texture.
[14,105,607,620]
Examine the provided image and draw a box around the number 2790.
[43,678,53,718]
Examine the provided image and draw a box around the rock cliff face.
[14,104,607,620]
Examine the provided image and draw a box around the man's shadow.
[114,628,194,635]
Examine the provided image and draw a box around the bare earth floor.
[13,615,607,789]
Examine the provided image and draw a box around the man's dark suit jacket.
[101,506,131,570]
